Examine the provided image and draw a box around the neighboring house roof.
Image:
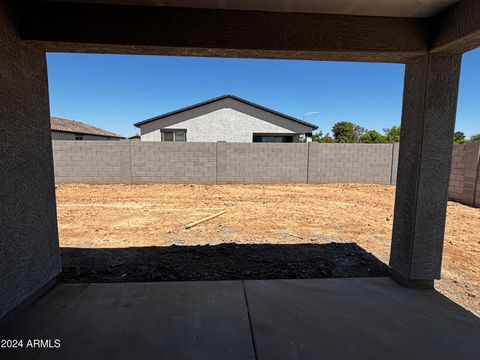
[51,117,124,138]
[134,94,318,130]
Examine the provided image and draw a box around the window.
[162,130,186,142]
[162,131,174,141]
[175,131,186,142]
[75,134,83,140]
[253,135,293,143]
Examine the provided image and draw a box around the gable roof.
[51,117,124,138]
[134,95,318,130]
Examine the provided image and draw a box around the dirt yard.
[56,183,480,316]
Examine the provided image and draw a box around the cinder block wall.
[53,141,399,185]
[130,142,216,184]
[308,143,394,184]
[52,140,127,183]
[217,143,308,183]
[448,142,480,206]
[477,177,480,207]
[51,140,480,208]
[51,141,399,185]
[390,143,400,185]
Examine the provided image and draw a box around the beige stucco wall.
[0,2,60,319]
[139,98,312,142]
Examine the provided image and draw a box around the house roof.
[51,117,124,138]
[134,95,318,130]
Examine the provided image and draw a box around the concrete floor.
[1,277,479,360]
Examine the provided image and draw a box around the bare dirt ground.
[56,183,480,316]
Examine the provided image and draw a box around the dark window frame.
[253,135,293,143]
[161,129,187,142]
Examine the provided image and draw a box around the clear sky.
[46,49,480,138]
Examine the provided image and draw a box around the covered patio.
[1,0,480,358]
[1,278,479,359]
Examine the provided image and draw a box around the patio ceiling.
[45,0,460,18]
[19,1,480,61]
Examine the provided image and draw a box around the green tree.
[332,121,357,143]
[311,131,323,142]
[353,125,367,142]
[383,126,401,143]
[318,134,335,143]
[468,133,480,143]
[311,131,335,143]
[361,130,387,143]
[453,131,466,144]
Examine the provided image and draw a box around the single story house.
[51,117,124,140]
[134,95,318,143]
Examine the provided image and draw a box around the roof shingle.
[51,117,124,138]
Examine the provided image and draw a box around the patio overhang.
[17,1,430,63]
[431,0,480,54]
[16,0,480,61]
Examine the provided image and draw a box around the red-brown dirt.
[56,183,480,316]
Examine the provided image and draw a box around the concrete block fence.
[216,142,309,184]
[52,140,125,184]
[130,141,216,184]
[448,142,480,207]
[307,143,395,184]
[52,140,399,185]
[52,140,480,207]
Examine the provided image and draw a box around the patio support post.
[390,54,462,288]
[0,1,61,319]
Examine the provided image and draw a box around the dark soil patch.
[60,242,391,283]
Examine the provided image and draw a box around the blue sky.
[47,49,480,138]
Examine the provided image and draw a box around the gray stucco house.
[51,117,124,140]
[134,95,318,143]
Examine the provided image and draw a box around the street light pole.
[302,112,319,142]
[303,111,319,121]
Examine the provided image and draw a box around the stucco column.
[390,54,462,287]
[0,2,61,318]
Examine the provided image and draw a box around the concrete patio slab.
[0,281,255,360]
[245,277,480,360]
[1,277,479,360]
